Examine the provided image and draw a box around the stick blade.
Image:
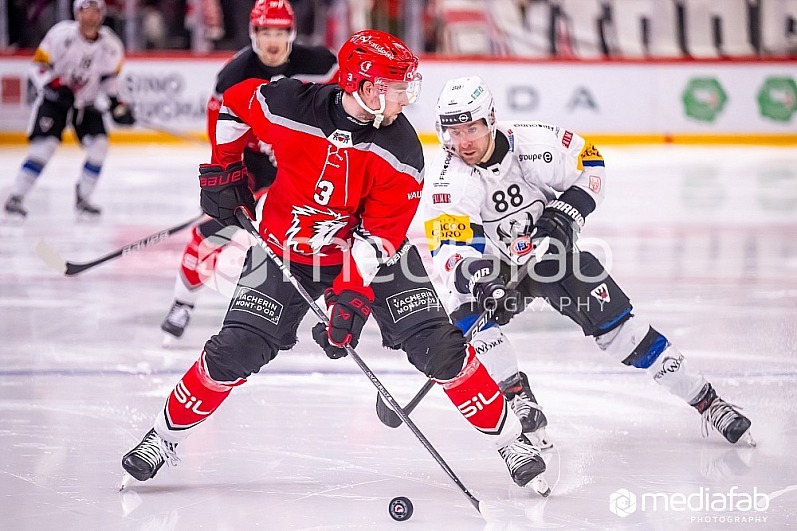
[375,395,404,428]
[35,239,67,275]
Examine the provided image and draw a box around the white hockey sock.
[470,325,520,388]
[172,274,203,307]
[596,316,708,404]
[76,135,108,199]
[11,137,59,197]
[644,343,708,404]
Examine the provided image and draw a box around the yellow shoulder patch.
[32,48,50,65]
[577,142,604,171]
[424,214,474,251]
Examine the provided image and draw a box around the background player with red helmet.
[160,0,337,343]
[122,30,549,493]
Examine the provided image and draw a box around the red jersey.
[214,78,425,293]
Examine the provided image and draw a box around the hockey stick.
[136,118,207,145]
[234,209,490,517]
[36,212,205,276]
[375,236,550,428]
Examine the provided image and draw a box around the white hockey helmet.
[73,0,106,18]
[435,76,496,150]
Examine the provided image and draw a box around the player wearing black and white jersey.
[4,0,135,221]
[160,0,338,343]
[423,75,755,447]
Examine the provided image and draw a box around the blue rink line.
[1,368,796,378]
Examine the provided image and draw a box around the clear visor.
[376,73,422,105]
[439,119,491,146]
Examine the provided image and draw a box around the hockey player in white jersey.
[423,75,755,447]
[4,0,135,221]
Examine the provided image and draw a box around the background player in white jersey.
[159,0,338,344]
[3,0,134,222]
[423,76,755,447]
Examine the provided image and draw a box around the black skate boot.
[122,428,179,483]
[498,434,550,495]
[691,383,755,446]
[4,195,27,220]
[501,372,552,449]
[75,185,101,220]
[161,300,194,344]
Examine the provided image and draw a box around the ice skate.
[692,384,755,447]
[498,434,550,496]
[161,300,194,345]
[75,185,101,221]
[501,372,552,449]
[4,195,27,222]
[121,428,179,484]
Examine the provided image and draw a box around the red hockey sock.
[179,226,226,289]
[438,345,510,435]
[162,353,244,433]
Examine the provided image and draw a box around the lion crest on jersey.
[286,205,349,256]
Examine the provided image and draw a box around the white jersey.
[422,120,607,310]
[31,21,125,108]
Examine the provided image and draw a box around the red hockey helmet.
[250,0,295,30]
[337,30,420,101]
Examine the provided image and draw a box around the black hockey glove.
[533,187,596,254]
[198,161,255,227]
[108,96,135,126]
[312,288,373,359]
[455,257,520,326]
[42,81,75,110]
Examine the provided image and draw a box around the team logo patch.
[286,205,349,256]
[327,129,352,147]
[386,288,441,323]
[445,253,463,271]
[39,117,53,132]
[589,175,602,193]
[433,193,451,204]
[228,286,283,325]
[578,143,605,169]
[510,236,532,257]
[591,283,611,304]
[562,130,573,148]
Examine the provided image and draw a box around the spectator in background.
[141,0,169,49]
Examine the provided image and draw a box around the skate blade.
[529,427,553,450]
[527,474,551,497]
[2,213,26,225]
[75,211,101,223]
[741,431,757,448]
[162,334,178,348]
[119,473,135,491]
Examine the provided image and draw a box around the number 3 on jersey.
[314,180,334,205]
[492,184,524,213]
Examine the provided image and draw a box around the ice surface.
[1,144,796,530]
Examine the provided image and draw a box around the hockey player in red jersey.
[160,0,338,343]
[122,30,549,492]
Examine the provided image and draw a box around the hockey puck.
[388,496,413,521]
